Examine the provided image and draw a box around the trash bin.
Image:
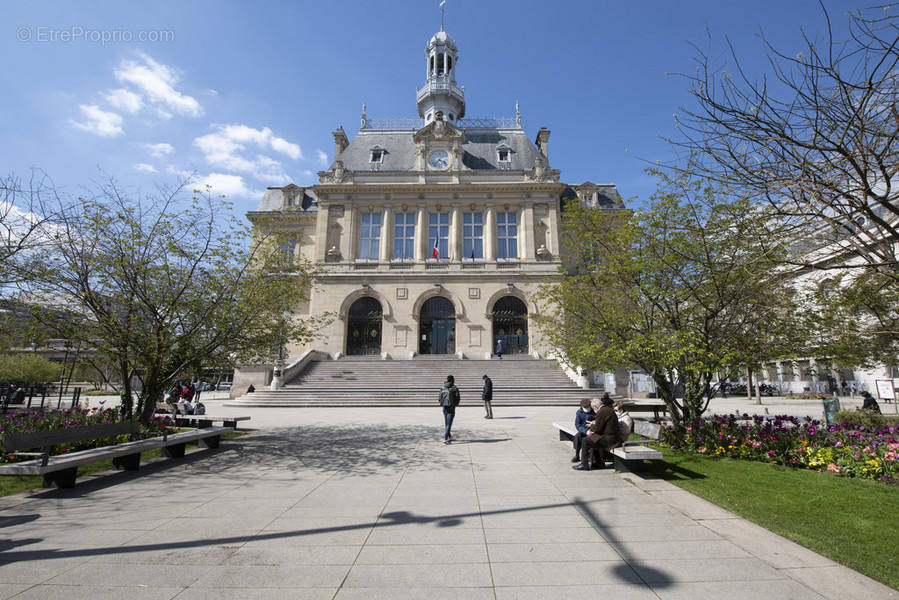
[822,397,841,426]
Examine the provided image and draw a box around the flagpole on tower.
[440,0,446,31]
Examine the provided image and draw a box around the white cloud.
[315,149,328,166]
[193,123,302,183]
[142,142,175,158]
[115,52,202,117]
[195,173,262,199]
[70,104,124,137]
[134,163,157,173]
[104,88,142,113]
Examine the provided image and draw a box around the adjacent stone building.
[237,26,621,391]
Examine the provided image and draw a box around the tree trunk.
[746,366,753,401]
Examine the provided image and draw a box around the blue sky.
[1,0,860,217]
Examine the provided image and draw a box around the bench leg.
[43,467,77,488]
[613,455,645,473]
[197,419,212,428]
[223,420,236,429]
[200,435,221,449]
[163,443,186,458]
[113,452,141,471]
[559,430,573,442]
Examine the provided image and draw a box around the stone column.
[450,204,462,262]
[314,203,330,261]
[546,202,559,255]
[485,205,497,262]
[414,204,427,261]
[521,201,535,260]
[343,205,357,261]
[380,204,394,261]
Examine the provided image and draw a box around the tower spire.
[417,24,465,123]
[440,0,446,31]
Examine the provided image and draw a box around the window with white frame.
[358,212,381,260]
[497,147,511,163]
[496,211,518,259]
[370,148,384,163]
[394,212,415,260]
[463,212,483,260]
[428,212,450,260]
[279,239,297,266]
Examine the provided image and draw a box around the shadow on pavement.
[573,497,674,589]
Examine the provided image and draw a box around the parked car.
[195,381,215,392]
[216,382,232,391]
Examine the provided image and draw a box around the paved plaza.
[0,403,895,599]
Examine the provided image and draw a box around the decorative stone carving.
[326,245,342,259]
[332,160,346,183]
[536,244,551,259]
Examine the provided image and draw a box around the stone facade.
[235,27,620,392]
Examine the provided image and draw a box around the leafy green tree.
[0,353,61,387]
[28,176,327,424]
[535,171,805,430]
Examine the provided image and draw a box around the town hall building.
[237,25,622,391]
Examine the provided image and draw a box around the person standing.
[481,374,493,419]
[496,338,503,360]
[439,374,461,444]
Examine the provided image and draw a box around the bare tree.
[671,4,899,278]
[0,171,57,291]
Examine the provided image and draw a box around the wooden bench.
[610,420,663,472]
[0,421,232,488]
[157,412,251,429]
[621,400,667,420]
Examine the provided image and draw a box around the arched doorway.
[419,296,455,354]
[492,296,528,356]
[346,297,382,356]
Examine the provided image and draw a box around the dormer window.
[497,145,512,169]
[370,148,384,163]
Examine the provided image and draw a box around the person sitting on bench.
[571,398,597,463]
[574,395,620,471]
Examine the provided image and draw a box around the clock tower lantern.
[416,27,465,125]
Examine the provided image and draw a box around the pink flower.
[885,452,897,462]
[827,464,841,473]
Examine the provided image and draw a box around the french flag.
[432,236,439,259]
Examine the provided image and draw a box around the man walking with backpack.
[439,374,461,444]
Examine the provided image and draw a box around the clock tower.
[416,27,465,125]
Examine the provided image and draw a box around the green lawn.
[646,448,899,590]
[0,431,246,498]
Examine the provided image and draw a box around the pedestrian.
[571,398,596,463]
[496,338,503,360]
[438,374,461,444]
[858,390,882,414]
[194,381,202,403]
[481,374,493,419]
[246,384,256,394]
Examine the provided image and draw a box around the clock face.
[428,150,449,169]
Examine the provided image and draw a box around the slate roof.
[254,187,318,212]
[336,127,542,172]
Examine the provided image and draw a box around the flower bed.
[660,413,899,485]
[0,407,172,464]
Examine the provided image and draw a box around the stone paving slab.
[0,405,893,599]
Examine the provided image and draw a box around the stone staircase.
[227,356,595,407]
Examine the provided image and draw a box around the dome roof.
[428,29,457,49]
